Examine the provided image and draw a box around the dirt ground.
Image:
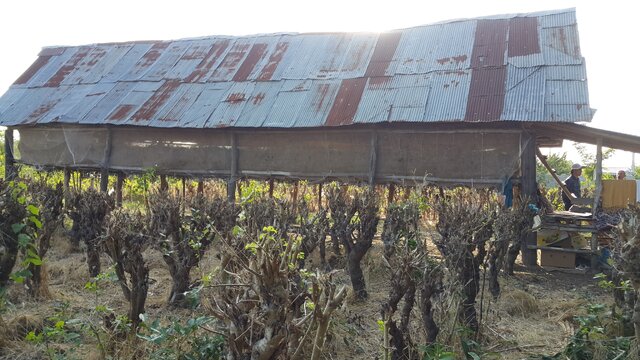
[0,226,611,360]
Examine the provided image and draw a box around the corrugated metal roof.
[0,8,594,128]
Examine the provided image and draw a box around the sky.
[0,0,637,168]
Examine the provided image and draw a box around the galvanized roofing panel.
[0,8,593,128]
[425,71,472,121]
[501,65,545,121]
[538,10,576,28]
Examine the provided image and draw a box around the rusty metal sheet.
[538,9,576,28]
[119,42,170,81]
[465,67,507,122]
[0,8,594,128]
[20,48,76,88]
[56,82,118,123]
[105,43,154,82]
[508,17,541,57]
[142,42,191,81]
[233,81,283,127]
[208,38,256,82]
[424,71,471,121]
[180,83,230,127]
[205,82,255,127]
[501,65,545,121]
[325,77,367,126]
[470,19,508,68]
[541,25,583,65]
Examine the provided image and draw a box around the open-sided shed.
[2,8,640,265]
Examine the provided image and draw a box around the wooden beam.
[535,146,577,202]
[228,132,237,203]
[521,131,537,266]
[268,179,274,198]
[4,127,15,180]
[317,183,323,210]
[197,180,204,195]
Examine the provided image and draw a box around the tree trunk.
[168,265,190,306]
[420,279,439,344]
[0,242,18,286]
[87,242,101,278]
[460,258,479,331]
[348,251,367,299]
[129,265,149,328]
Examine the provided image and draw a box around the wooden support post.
[520,131,538,266]
[4,127,15,180]
[116,173,124,207]
[160,175,168,192]
[100,128,113,193]
[63,168,71,195]
[317,183,323,210]
[292,181,299,215]
[197,180,204,195]
[592,137,603,269]
[368,131,378,188]
[268,179,274,198]
[403,186,411,200]
[228,132,237,203]
[182,178,186,200]
[388,183,396,204]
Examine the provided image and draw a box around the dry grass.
[0,215,615,360]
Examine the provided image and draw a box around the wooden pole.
[317,183,323,210]
[591,137,603,269]
[116,173,124,207]
[268,179,274,198]
[63,168,71,196]
[388,183,396,204]
[368,130,378,188]
[197,180,204,195]
[4,127,15,180]
[228,132,237,203]
[160,175,168,192]
[292,181,299,215]
[100,128,113,192]
[520,131,537,266]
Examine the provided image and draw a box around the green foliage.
[536,152,573,184]
[25,302,82,360]
[419,343,456,360]
[538,303,632,360]
[6,180,43,285]
[138,315,224,360]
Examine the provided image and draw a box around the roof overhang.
[528,122,640,153]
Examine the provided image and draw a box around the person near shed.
[617,170,626,180]
[562,163,583,211]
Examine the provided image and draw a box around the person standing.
[562,163,583,211]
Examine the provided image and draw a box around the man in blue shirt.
[562,163,583,211]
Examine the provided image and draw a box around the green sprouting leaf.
[17,196,26,205]
[11,223,26,234]
[377,319,385,332]
[27,204,40,216]
[18,233,31,247]
[29,216,42,229]
[468,352,481,360]
[55,320,65,329]
[232,225,245,237]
